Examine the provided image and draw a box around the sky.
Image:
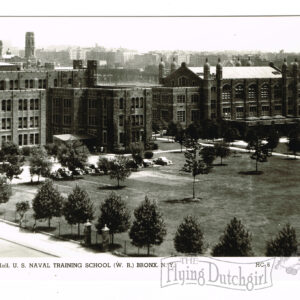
[1,17,300,53]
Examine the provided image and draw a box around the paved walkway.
[155,138,300,159]
[0,220,113,258]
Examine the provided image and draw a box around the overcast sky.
[0,17,300,52]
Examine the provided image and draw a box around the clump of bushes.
[144,151,154,159]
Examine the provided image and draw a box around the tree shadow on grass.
[59,234,84,241]
[238,170,264,175]
[213,163,228,167]
[284,157,298,161]
[36,226,57,233]
[164,197,202,204]
[98,185,126,190]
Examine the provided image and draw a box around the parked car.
[72,168,84,176]
[50,170,63,180]
[143,159,154,167]
[153,157,173,166]
[58,168,72,178]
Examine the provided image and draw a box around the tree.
[265,128,279,154]
[29,147,53,182]
[246,129,268,173]
[223,126,240,144]
[0,176,12,205]
[212,217,253,256]
[98,157,111,175]
[174,123,185,152]
[16,201,30,220]
[201,119,220,140]
[44,143,59,160]
[182,139,210,199]
[174,216,204,255]
[214,142,231,165]
[129,196,166,256]
[152,122,160,140]
[288,129,300,159]
[185,122,202,142]
[129,142,144,166]
[96,192,130,244]
[167,121,178,141]
[200,146,216,167]
[0,142,24,181]
[265,224,297,257]
[57,140,88,176]
[32,179,63,228]
[109,155,132,188]
[63,185,94,237]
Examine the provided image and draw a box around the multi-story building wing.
[153,59,300,128]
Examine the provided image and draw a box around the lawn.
[1,140,299,257]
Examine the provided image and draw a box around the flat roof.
[53,134,94,141]
[189,66,282,79]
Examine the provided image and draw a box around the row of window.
[221,84,282,100]
[1,135,12,145]
[1,99,40,112]
[18,117,39,128]
[130,98,144,109]
[131,115,144,126]
[153,94,199,103]
[18,99,39,111]
[18,133,39,146]
[0,80,46,90]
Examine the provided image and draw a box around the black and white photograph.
[0,1,300,299]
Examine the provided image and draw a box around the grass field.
[1,140,299,256]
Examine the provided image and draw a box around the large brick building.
[153,58,300,129]
[47,85,152,152]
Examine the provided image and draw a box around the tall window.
[222,85,231,101]
[119,115,124,127]
[23,99,27,110]
[30,99,34,110]
[30,80,34,88]
[177,95,186,103]
[35,99,39,110]
[18,135,23,146]
[178,77,188,86]
[139,97,144,108]
[235,84,244,99]
[191,110,200,122]
[191,94,199,103]
[177,110,186,122]
[54,79,58,87]
[261,84,270,100]
[2,100,6,111]
[39,79,43,89]
[274,84,281,99]
[25,80,29,88]
[248,85,257,100]
[119,98,124,109]
[19,99,23,111]
[6,100,11,111]
[14,80,18,90]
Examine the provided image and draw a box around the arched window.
[235,84,244,99]
[222,85,231,100]
[261,84,270,100]
[178,77,188,86]
[248,84,257,100]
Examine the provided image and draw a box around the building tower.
[25,32,35,59]
[203,58,211,119]
[87,60,99,87]
[0,40,2,58]
[292,58,299,117]
[158,58,165,84]
[216,58,223,119]
[282,58,289,116]
[246,56,252,66]
[236,57,241,66]
[170,57,177,73]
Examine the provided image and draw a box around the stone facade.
[154,60,300,128]
[47,86,152,152]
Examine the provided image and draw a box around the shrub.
[144,151,154,159]
[21,146,32,156]
[145,142,158,150]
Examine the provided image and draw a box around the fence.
[0,206,155,256]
